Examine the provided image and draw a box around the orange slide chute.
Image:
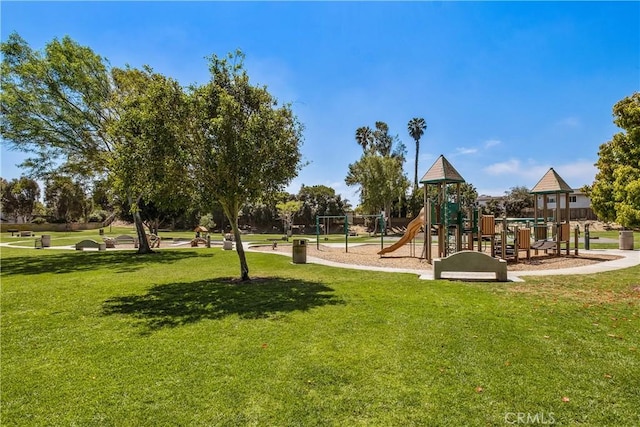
[377,207,426,255]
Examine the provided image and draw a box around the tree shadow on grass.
[0,250,208,276]
[103,277,344,331]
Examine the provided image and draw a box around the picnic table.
[7,229,19,236]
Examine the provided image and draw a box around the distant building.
[535,189,596,220]
[477,190,597,220]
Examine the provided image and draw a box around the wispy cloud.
[482,158,597,189]
[554,160,597,187]
[455,147,478,155]
[484,159,549,181]
[484,159,521,175]
[484,139,501,148]
[556,116,581,129]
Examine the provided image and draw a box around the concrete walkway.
[4,239,638,282]
[511,249,640,277]
[246,245,640,282]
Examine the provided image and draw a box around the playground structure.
[420,155,468,262]
[377,208,425,256]
[377,157,580,264]
[379,155,479,262]
[379,155,483,262]
[530,168,574,256]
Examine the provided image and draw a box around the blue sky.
[1,1,639,204]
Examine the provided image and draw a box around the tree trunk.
[231,221,249,281]
[414,138,419,191]
[222,202,250,281]
[130,196,153,254]
[385,202,392,233]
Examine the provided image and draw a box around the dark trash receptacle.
[41,235,51,248]
[292,239,307,264]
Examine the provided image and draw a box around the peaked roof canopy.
[531,168,573,194]
[420,154,465,184]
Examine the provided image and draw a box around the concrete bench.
[433,251,508,282]
[115,235,138,247]
[75,239,106,251]
[20,230,33,237]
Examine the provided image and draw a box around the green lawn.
[1,245,639,426]
[0,227,380,248]
[2,226,638,250]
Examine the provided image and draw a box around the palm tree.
[408,117,427,190]
[373,121,392,157]
[355,126,373,153]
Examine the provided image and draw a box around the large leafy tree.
[276,200,303,236]
[590,92,640,228]
[372,121,395,157]
[297,184,349,225]
[108,66,192,248]
[90,178,114,212]
[482,198,505,217]
[407,117,427,190]
[457,182,479,211]
[0,33,188,252]
[44,175,88,223]
[0,177,40,222]
[240,200,279,230]
[1,33,114,178]
[190,51,304,281]
[503,186,534,218]
[346,121,409,228]
[0,178,11,219]
[346,152,409,228]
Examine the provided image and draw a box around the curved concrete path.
[3,240,638,282]
[246,244,640,282]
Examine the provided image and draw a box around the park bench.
[433,251,508,282]
[20,230,33,237]
[115,235,137,246]
[7,228,19,236]
[75,239,106,251]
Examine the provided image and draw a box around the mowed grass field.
[2,225,639,250]
[1,236,639,425]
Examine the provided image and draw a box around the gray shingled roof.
[420,155,465,184]
[531,168,573,194]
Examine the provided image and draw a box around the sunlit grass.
[2,244,639,425]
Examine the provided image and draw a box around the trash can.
[619,230,634,250]
[223,240,233,250]
[292,239,307,264]
[41,235,51,248]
